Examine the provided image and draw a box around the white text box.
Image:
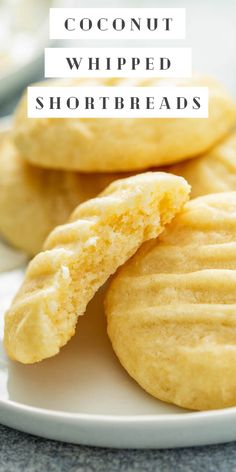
[45,48,192,78]
[49,8,186,40]
[28,86,208,119]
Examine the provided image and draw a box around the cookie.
[106,192,236,410]
[4,172,190,364]
[171,130,236,198]
[0,134,125,255]
[13,76,236,172]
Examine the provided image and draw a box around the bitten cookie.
[0,134,124,255]
[106,192,236,411]
[4,172,190,364]
[13,76,236,172]
[171,130,236,198]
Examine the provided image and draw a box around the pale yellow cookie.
[4,172,190,364]
[13,76,236,172]
[106,192,236,410]
[170,130,236,198]
[0,134,124,255]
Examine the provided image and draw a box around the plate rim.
[1,396,236,448]
[2,395,236,422]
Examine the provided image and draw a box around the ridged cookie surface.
[171,130,236,198]
[4,172,190,364]
[106,192,236,410]
[13,76,236,171]
[0,134,125,255]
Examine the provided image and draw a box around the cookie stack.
[2,76,236,411]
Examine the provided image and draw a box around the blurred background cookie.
[0,132,126,255]
[170,130,236,198]
[13,76,236,172]
[106,192,236,410]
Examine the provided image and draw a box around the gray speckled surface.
[1,424,236,472]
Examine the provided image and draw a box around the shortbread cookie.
[13,76,236,172]
[106,192,236,410]
[4,172,190,364]
[0,134,123,255]
[171,130,236,198]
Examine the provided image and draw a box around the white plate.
[0,269,236,448]
[1,259,236,449]
[1,120,236,450]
